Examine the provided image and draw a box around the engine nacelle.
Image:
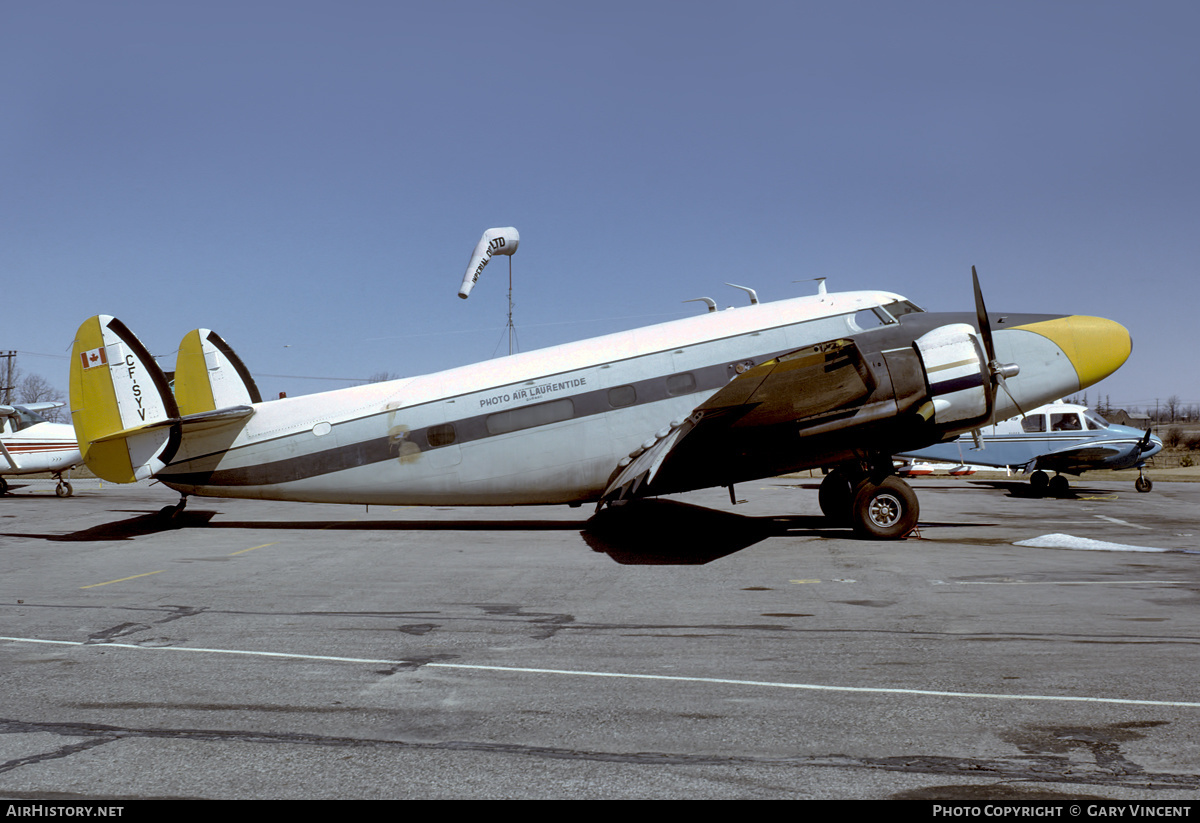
[912,323,991,426]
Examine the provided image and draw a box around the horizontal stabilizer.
[87,406,255,446]
[175,329,262,415]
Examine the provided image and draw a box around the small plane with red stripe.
[0,403,81,496]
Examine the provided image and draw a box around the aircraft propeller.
[972,266,1022,420]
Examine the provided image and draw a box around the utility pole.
[1,351,15,404]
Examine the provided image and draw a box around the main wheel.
[55,481,73,498]
[818,469,855,523]
[1030,470,1049,496]
[0,476,7,495]
[850,476,919,540]
[1048,474,1070,496]
[1135,476,1152,493]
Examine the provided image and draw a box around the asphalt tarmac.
[1,475,1198,799]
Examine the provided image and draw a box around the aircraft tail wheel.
[1135,476,1152,493]
[850,476,919,540]
[55,481,73,498]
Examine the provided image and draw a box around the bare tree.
[16,373,66,422]
[1167,395,1180,424]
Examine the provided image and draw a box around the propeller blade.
[972,265,997,366]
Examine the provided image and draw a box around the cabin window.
[486,398,575,435]
[1051,413,1082,432]
[426,423,456,447]
[665,372,697,396]
[1021,415,1046,433]
[1083,410,1109,430]
[608,385,636,408]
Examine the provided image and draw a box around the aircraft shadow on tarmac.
[963,479,1116,499]
[22,500,839,564]
[581,499,831,565]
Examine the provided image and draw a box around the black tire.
[1135,476,1152,493]
[818,469,855,523]
[850,476,919,540]
[1030,470,1049,496]
[1048,474,1070,496]
[0,476,7,495]
[55,482,72,498]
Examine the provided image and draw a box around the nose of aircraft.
[1016,315,1132,390]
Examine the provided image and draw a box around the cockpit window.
[8,407,48,432]
[879,300,924,320]
[1051,413,1082,432]
[851,309,889,330]
[1083,410,1109,430]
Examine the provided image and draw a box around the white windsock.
[458,227,520,299]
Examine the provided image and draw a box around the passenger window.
[1021,415,1046,433]
[486,398,575,435]
[608,385,636,408]
[665,372,696,396]
[426,423,456,448]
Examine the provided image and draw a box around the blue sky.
[4,1,1198,411]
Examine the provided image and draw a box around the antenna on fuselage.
[792,277,827,296]
[457,227,521,355]
[725,283,759,305]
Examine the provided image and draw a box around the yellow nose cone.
[1016,316,1131,390]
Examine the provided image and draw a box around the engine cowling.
[912,323,991,427]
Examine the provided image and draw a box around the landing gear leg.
[160,494,188,520]
[1135,468,1152,494]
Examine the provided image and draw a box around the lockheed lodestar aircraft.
[1,402,81,496]
[897,400,1162,495]
[67,266,1131,539]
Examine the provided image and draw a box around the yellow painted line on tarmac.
[81,570,164,589]
[230,542,279,556]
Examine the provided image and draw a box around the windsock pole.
[458,227,521,356]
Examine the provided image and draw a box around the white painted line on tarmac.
[3,634,1200,709]
[1094,515,1153,531]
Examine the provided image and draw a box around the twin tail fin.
[70,316,258,483]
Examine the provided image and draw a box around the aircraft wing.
[601,338,877,505]
[1,402,65,416]
[1030,440,1133,474]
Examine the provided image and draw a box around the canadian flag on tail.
[80,347,108,370]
